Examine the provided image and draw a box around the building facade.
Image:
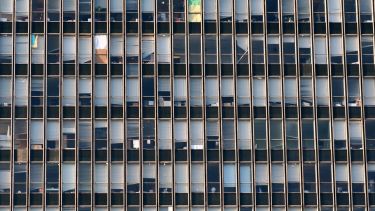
[1,0,375,210]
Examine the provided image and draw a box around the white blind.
[63,0,75,11]
[238,120,250,140]
[330,36,343,54]
[16,36,28,54]
[141,0,154,12]
[127,164,140,183]
[284,78,297,98]
[79,37,92,54]
[253,78,265,98]
[251,0,263,14]
[110,0,123,12]
[0,78,11,99]
[287,164,300,182]
[220,0,232,16]
[47,121,59,140]
[110,120,123,141]
[268,78,281,98]
[349,122,362,140]
[174,78,187,98]
[0,0,13,12]
[190,78,202,97]
[351,164,364,182]
[328,0,342,22]
[94,35,108,50]
[95,78,107,98]
[204,0,216,16]
[221,78,234,96]
[110,36,123,55]
[191,164,204,183]
[256,164,268,183]
[0,36,12,54]
[157,36,170,55]
[205,78,218,97]
[190,120,203,140]
[271,164,284,183]
[143,164,156,178]
[236,0,247,14]
[175,164,188,183]
[174,121,187,140]
[360,0,372,13]
[111,78,123,98]
[316,78,329,98]
[63,78,76,97]
[237,78,250,97]
[158,120,171,140]
[15,78,27,97]
[63,36,76,56]
[224,164,236,186]
[95,164,108,183]
[126,78,139,97]
[240,165,252,183]
[314,37,326,55]
[79,78,91,94]
[159,165,172,185]
[126,36,139,54]
[30,121,43,144]
[111,164,124,183]
[346,37,358,52]
[333,121,346,140]
[364,79,375,105]
[335,164,348,182]
[62,164,76,184]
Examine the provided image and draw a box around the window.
[224,164,236,192]
[188,0,201,22]
[314,36,327,64]
[361,36,374,64]
[253,78,266,106]
[364,78,375,105]
[63,0,76,21]
[32,35,45,64]
[126,0,138,21]
[313,0,326,22]
[16,35,28,64]
[173,0,185,21]
[328,0,342,23]
[283,36,296,63]
[251,0,263,22]
[63,36,76,63]
[238,120,251,149]
[174,35,186,63]
[298,0,310,22]
[110,36,123,64]
[157,35,171,63]
[252,36,264,64]
[205,35,217,64]
[0,77,11,106]
[360,0,373,22]
[220,0,232,22]
[269,78,281,105]
[236,0,248,22]
[255,164,268,192]
[190,78,202,106]
[240,164,252,193]
[316,78,329,106]
[204,0,216,22]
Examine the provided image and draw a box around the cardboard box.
[95,49,108,63]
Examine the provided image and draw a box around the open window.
[344,0,357,23]
[127,120,139,149]
[348,78,360,106]
[47,121,59,150]
[173,35,185,64]
[313,0,326,23]
[361,36,374,64]
[332,78,344,106]
[173,0,185,22]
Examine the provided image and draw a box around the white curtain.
[335,164,348,182]
[111,164,124,183]
[47,121,59,140]
[287,164,300,182]
[224,164,236,187]
[174,120,187,140]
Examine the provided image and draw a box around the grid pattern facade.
[1,0,375,210]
